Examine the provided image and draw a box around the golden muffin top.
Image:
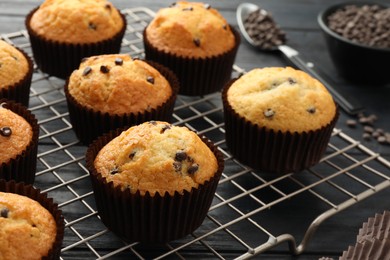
[67,54,173,115]
[29,0,124,43]
[227,67,337,133]
[145,1,236,58]
[94,121,218,196]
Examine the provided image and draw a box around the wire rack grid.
[1,7,390,260]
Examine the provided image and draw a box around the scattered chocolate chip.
[175,151,187,162]
[264,108,275,118]
[187,163,199,174]
[346,119,357,128]
[146,76,155,84]
[222,24,228,30]
[0,126,12,137]
[173,161,182,172]
[115,58,123,66]
[363,132,371,141]
[129,152,136,160]
[204,3,211,9]
[82,66,92,76]
[377,136,387,144]
[88,22,97,30]
[149,121,157,125]
[193,38,201,47]
[81,57,88,63]
[105,3,111,10]
[363,125,374,134]
[110,168,119,175]
[1,208,9,218]
[169,2,177,7]
[182,7,193,11]
[307,106,316,114]
[288,77,297,85]
[12,55,18,60]
[160,124,171,133]
[372,131,381,138]
[100,65,109,73]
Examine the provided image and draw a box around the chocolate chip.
[12,55,18,60]
[81,57,88,63]
[115,58,123,66]
[175,151,187,161]
[346,119,357,128]
[88,22,97,30]
[243,9,286,49]
[100,65,109,73]
[0,126,12,137]
[160,124,171,133]
[129,152,136,160]
[222,24,228,30]
[288,77,297,84]
[169,2,177,7]
[363,132,371,141]
[149,121,157,125]
[182,7,193,11]
[146,76,155,84]
[173,161,182,172]
[307,106,316,114]
[363,125,374,134]
[327,5,390,48]
[193,38,201,47]
[105,3,111,10]
[264,108,275,118]
[110,168,119,175]
[1,208,9,218]
[187,163,199,174]
[82,66,92,76]
[204,3,211,9]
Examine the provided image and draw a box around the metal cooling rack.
[1,7,390,259]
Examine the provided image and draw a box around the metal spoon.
[236,2,364,115]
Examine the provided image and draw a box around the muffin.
[65,54,179,145]
[25,0,126,79]
[0,99,39,184]
[222,67,339,174]
[86,121,224,242]
[0,179,64,259]
[144,1,240,96]
[0,40,33,107]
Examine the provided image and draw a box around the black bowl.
[318,2,390,85]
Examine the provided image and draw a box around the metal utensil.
[236,2,364,115]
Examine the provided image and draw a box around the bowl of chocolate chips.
[318,2,390,85]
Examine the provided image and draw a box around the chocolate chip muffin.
[65,54,179,145]
[86,121,224,242]
[222,67,338,174]
[0,180,64,260]
[0,40,33,107]
[144,1,240,95]
[25,0,126,79]
[0,100,39,184]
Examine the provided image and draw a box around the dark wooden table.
[1,0,389,259]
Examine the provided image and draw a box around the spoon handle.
[278,45,364,115]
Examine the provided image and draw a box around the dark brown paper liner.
[143,25,240,96]
[0,47,33,107]
[340,239,390,260]
[222,79,339,174]
[0,99,39,184]
[85,127,224,243]
[25,7,127,79]
[0,179,64,259]
[65,60,179,145]
[357,211,390,243]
